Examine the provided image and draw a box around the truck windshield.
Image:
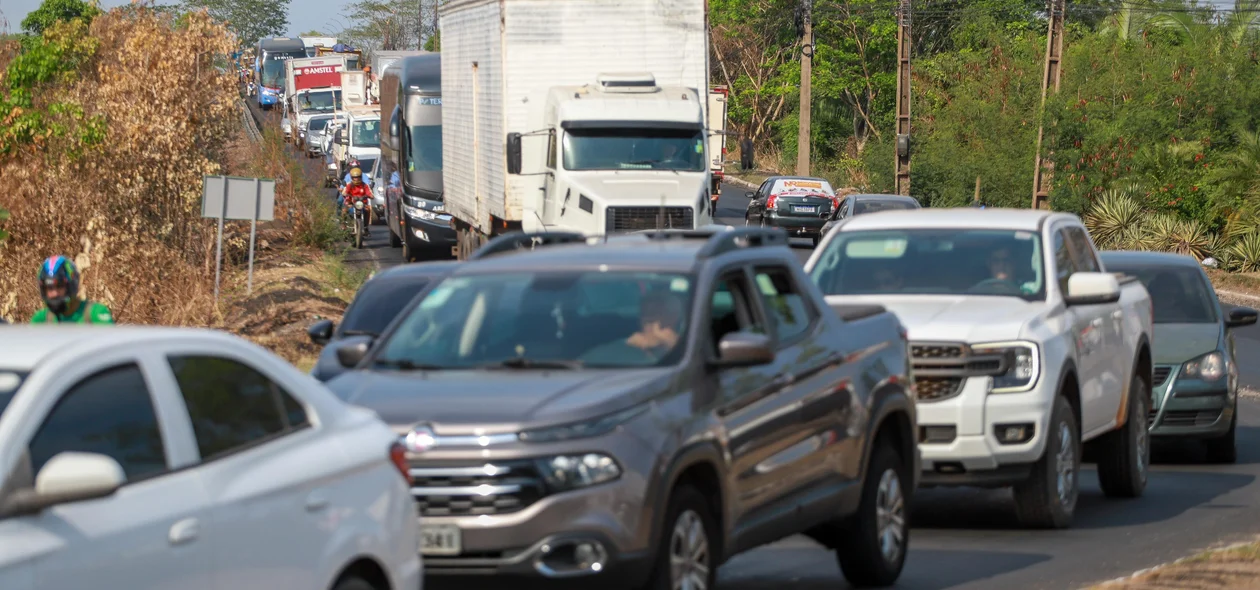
[408,125,442,172]
[1102,264,1217,324]
[374,271,695,369]
[0,370,27,421]
[353,119,380,147]
[563,128,705,172]
[261,60,286,89]
[300,90,341,112]
[810,228,1047,301]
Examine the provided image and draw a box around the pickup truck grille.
[1152,366,1172,387]
[606,206,694,232]
[910,341,971,402]
[1152,409,1222,428]
[916,377,964,402]
[408,461,546,517]
[911,344,965,359]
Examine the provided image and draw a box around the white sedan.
[0,326,422,590]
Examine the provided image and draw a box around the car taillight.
[389,442,410,482]
[767,194,778,208]
[831,196,841,210]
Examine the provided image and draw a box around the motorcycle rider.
[31,255,114,324]
[342,167,374,234]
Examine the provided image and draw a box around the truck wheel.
[644,485,717,590]
[1096,373,1150,498]
[835,441,908,588]
[1204,408,1237,464]
[1013,395,1079,529]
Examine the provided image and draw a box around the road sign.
[202,175,277,302]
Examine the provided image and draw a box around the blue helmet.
[39,255,80,314]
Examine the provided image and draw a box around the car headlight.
[971,341,1040,393]
[535,454,621,492]
[518,405,647,443]
[403,203,438,220]
[1182,351,1224,381]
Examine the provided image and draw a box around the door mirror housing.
[307,319,335,345]
[712,332,775,367]
[0,452,125,518]
[387,105,402,152]
[1064,272,1121,306]
[745,191,756,199]
[1226,306,1258,328]
[334,335,375,368]
[506,132,523,175]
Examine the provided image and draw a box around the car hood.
[325,368,674,434]
[1153,323,1220,365]
[824,294,1041,342]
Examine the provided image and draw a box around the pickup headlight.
[518,405,647,443]
[536,454,621,492]
[1182,351,1224,381]
[403,203,438,220]
[971,341,1040,393]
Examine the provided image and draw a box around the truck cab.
[291,87,343,148]
[514,74,713,234]
[331,105,381,177]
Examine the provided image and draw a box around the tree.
[182,0,289,47]
[20,0,100,37]
[338,0,429,53]
[300,30,326,37]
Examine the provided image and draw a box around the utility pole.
[893,0,912,196]
[796,0,813,176]
[1031,0,1066,210]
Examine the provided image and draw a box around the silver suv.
[326,227,918,589]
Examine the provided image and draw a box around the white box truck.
[709,85,729,203]
[371,50,428,103]
[436,0,712,256]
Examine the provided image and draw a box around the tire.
[1013,395,1079,529]
[331,575,377,590]
[354,216,363,249]
[1205,408,1238,464]
[835,441,909,588]
[1096,373,1150,498]
[644,485,717,590]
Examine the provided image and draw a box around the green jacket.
[31,300,114,324]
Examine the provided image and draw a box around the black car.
[308,261,460,381]
[820,193,922,237]
[744,176,836,245]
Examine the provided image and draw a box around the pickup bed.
[805,208,1154,529]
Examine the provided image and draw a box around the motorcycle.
[350,197,369,249]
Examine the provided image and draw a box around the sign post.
[202,175,277,304]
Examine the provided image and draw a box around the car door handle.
[168,517,199,546]
[305,490,330,512]
[1113,310,1124,319]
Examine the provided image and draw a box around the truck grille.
[605,206,694,232]
[1152,409,1221,428]
[916,377,964,402]
[408,461,546,517]
[911,344,965,359]
[910,342,969,402]
[1152,366,1172,386]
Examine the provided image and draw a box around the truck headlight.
[403,203,438,220]
[1182,351,1224,381]
[536,454,621,492]
[972,341,1040,393]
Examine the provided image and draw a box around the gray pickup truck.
[325,227,917,589]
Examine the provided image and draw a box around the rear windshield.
[855,199,919,214]
[1103,263,1217,324]
[0,370,28,420]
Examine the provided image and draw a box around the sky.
[0,0,343,36]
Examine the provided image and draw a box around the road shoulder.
[1087,537,1260,589]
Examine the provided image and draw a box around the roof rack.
[468,231,592,260]
[640,226,790,258]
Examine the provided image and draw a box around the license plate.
[420,524,461,556]
[793,205,817,213]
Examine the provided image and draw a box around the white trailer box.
[440,0,711,246]
[340,70,368,106]
[371,50,429,102]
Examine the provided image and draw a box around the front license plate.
[420,524,462,556]
[793,205,817,213]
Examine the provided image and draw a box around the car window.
[1103,263,1218,324]
[854,199,918,215]
[342,278,433,336]
[0,370,27,422]
[1065,226,1101,273]
[752,268,816,343]
[757,180,772,199]
[28,364,167,481]
[168,356,310,461]
[709,270,764,356]
[1053,229,1077,294]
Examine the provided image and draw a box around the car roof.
[839,207,1069,232]
[1099,250,1203,268]
[369,261,460,282]
[0,327,243,372]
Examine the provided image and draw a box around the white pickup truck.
[805,208,1154,528]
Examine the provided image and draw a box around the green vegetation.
[19,0,99,36]
[181,0,289,46]
[721,0,1260,266]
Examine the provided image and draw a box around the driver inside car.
[988,247,1015,282]
[582,290,685,365]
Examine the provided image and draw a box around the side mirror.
[1226,307,1258,328]
[1064,272,1121,306]
[307,319,335,345]
[337,131,349,146]
[745,191,756,199]
[334,335,375,368]
[712,332,775,367]
[506,132,523,175]
[0,452,125,518]
[388,106,402,152]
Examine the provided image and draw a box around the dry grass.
[1089,539,1260,589]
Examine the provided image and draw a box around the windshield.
[261,60,286,89]
[308,117,333,131]
[342,278,433,336]
[299,90,341,112]
[0,370,27,420]
[810,228,1046,300]
[375,271,695,369]
[408,125,442,172]
[353,119,380,147]
[1105,264,1217,324]
[855,199,919,214]
[358,159,377,176]
[562,127,706,171]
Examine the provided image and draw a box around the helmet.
[348,158,360,168]
[350,167,363,180]
[39,255,80,315]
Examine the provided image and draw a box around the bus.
[255,37,307,109]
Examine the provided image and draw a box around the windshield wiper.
[627,160,661,166]
[484,358,584,370]
[373,358,446,371]
[342,329,377,337]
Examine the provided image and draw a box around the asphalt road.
[262,110,1260,589]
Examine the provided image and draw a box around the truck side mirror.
[388,105,402,152]
[506,132,523,175]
